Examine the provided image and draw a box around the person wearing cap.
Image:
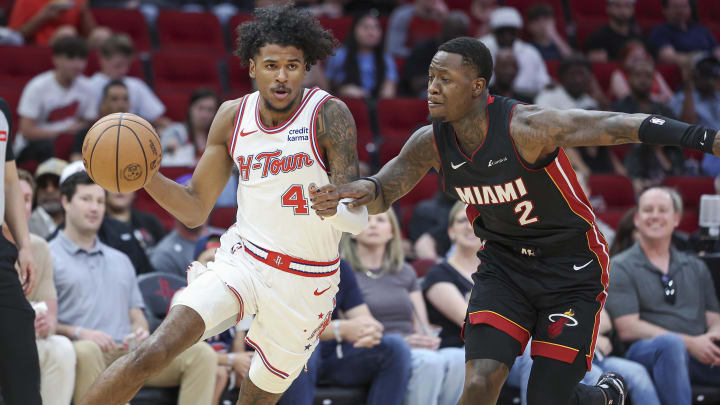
[50,170,216,404]
[670,55,720,176]
[585,0,643,63]
[650,0,720,66]
[479,6,550,97]
[29,157,68,239]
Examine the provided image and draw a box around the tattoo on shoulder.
[316,98,359,186]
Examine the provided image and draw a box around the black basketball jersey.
[433,95,606,251]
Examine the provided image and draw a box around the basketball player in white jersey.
[78,5,368,405]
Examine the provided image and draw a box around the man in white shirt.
[87,34,167,128]
[535,56,599,110]
[479,7,550,97]
[16,35,95,164]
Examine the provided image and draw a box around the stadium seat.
[568,0,607,18]
[137,272,187,331]
[636,0,664,22]
[446,0,471,12]
[92,9,152,53]
[545,59,559,80]
[394,56,406,78]
[588,175,635,209]
[411,258,437,278]
[698,0,720,26]
[397,171,438,208]
[573,16,607,50]
[596,209,626,230]
[609,144,632,161]
[228,13,255,50]
[157,10,225,56]
[656,63,682,92]
[339,97,374,163]
[407,17,442,49]
[377,98,429,163]
[209,206,236,229]
[663,176,715,210]
[53,133,75,161]
[0,46,53,89]
[156,91,191,122]
[152,51,222,94]
[226,55,253,97]
[318,16,354,43]
[678,210,699,234]
[84,51,144,79]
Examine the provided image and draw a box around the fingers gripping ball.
[82,113,162,193]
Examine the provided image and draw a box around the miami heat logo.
[547,309,578,339]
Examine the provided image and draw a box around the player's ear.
[472,77,487,98]
[248,59,256,79]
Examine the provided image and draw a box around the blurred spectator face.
[190,96,219,131]
[250,44,306,113]
[18,179,33,221]
[100,54,131,80]
[607,0,635,24]
[526,6,554,42]
[634,188,679,242]
[621,42,652,69]
[663,0,691,26]
[560,64,591,99]
[106,191,135,212]
[416,0,448,19]
[354,15,383,50]
[355,212,394,249]
[628,62,655,99]
[494,27,519,48]
[448,209,484,251]
[494,49,518,87]
[53,54,87,84]
[100,84,130,116]
[36,176,62,215]
[62,184,106,234]
[694,59,720,96]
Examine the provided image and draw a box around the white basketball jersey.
[227,87,341,261]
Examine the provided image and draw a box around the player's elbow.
[179,212,210,229]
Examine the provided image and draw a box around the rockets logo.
[547,309,578,339]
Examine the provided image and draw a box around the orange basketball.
[82,112,162,193]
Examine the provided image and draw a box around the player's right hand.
[79,328,118,352]
[338,179,377,209]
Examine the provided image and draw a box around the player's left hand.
[309,182,340,218]
[17,245,36,295]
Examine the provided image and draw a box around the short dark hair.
[101,79,127,99]
[526,4,554,22]
[52,36,88,58]
[558,55,591,77]
[99,34,135,58]
[437,37,494,83]
[234,3,337,70]
[60,172,95,201]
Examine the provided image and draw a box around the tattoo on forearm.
[316,99,359,186]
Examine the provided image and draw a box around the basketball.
[81,112,162,193]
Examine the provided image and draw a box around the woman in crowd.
[341,210,464,405]
[159,89,219,167]
[422,201,480,350]
[325,10,398,99]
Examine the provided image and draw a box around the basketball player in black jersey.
[310,36,720,405]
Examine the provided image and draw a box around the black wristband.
[639,115,717,154]
[359,177,380,199]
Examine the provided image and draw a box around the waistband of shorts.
[237,238,340,277]
[486,234,596,257]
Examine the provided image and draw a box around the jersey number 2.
[514,200,538,225]
[282,184,309,215]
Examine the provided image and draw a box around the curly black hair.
[235,3,338,71]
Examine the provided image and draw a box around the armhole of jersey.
[507,102,559,171]
[309,94,335,173]
[228,96,247,158]
[430,126,446,192]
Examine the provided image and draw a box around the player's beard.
[264,92,301,114]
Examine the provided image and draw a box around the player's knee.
[463,359,507,397]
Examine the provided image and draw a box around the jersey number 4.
[282,184,310,215]
[514,200,539,225]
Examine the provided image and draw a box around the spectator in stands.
[469,0,498,38]
[535,56,599,110]
[670,55,720,176]
[150,175,206,278]
[624,142,685,194]
[50,169,216,404]
[1,169,75,405]
[279,259,412,405]
[159,89,219,167]
[69,79,130,162]
[385,0,448,58]
[341,210,465,405]
[609,41,675,105]
[607,187,720,405]
[507,308,661,405]
[422,201,480,349]
[609,207,637,257]
[479,7,550,97]
[16,36,95,164]
[8,0,110,47]
[649,0,720,66]
[105,191,165,252]
[575,172,617,245]
[325,10,398,99]
[88,34,168,128]
[613,60,676,116]
[29,158,67,239]
[524,4,571,61]
[401,10,470,98]
[585,0,643,62]
[488,48,533,103]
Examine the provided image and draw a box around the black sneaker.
[597,371,626,405]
